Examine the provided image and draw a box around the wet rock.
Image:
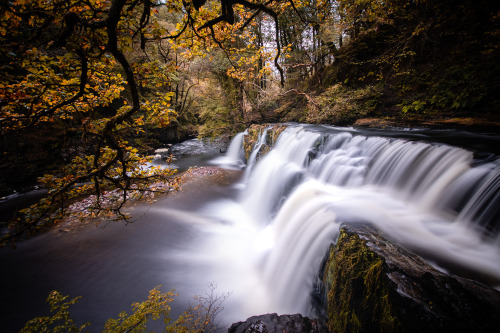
[243,124,287,161]
[154,146,172,157]
[228,313,328,333]
[323,224,500,333]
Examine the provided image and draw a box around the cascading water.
[243,126,271,181]
[2,124,500,332]
[210,131,247,169]
[211,124,500,315]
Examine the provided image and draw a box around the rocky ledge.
[228,313,328,333]
[230,225,500,333]
[243,124,287,161]
[322,225,500,332]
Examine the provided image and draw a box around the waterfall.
[227,131,247,163]
[245,126,271,176]
[3,125,500,331]
[210,131,247,168]
[242,127,321,224]
[223,125,500,314]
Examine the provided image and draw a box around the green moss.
[307,84,382,126]
[267,124,287,145]
[274,97,308,123]
[243,125,261,160]
[323,229,400,333]
[242,124,287,161]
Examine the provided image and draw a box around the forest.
[1,0,500,331]
[2,0,499,242]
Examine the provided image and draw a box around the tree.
[0,0,182,244]
[0,0,323,244]
[21,284,229,332]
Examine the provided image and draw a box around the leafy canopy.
[0,0,296,244]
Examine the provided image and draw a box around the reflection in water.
[0,140,240,332]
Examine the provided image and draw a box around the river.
[1,124,500,332]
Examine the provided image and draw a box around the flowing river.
[1,124,500,332]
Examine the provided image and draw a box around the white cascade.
[234,125,500,313]
[211,131,247,168]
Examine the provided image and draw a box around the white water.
[2,125,500,331]
[210,131,247,169]
[208,125,500,316]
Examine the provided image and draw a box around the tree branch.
[195,0,285,85]
[280,89,319,108]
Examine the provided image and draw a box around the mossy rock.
[323,225,500,333]
[323,227,400,332]
[243,124,287,161]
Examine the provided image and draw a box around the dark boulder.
[228,313,328,333]
[323,224,500,333]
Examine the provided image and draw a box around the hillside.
[268,0,500,129]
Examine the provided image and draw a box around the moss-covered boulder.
[243,124,287,161]
[323,225,500,333]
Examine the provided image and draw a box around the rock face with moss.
[323,225,500,332]
[243,123,287,161]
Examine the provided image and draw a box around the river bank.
[353,116,500,132]
[51,166,241,233]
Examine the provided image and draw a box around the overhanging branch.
[194,0,285,85]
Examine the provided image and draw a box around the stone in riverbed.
[228,313,328,333]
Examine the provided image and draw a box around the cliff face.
[323,225,500,333]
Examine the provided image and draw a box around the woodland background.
[1,0,499,240]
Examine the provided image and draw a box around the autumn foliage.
[20,284,229,332]
[2,1,499,243]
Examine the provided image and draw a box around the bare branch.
[280,89,319,108]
